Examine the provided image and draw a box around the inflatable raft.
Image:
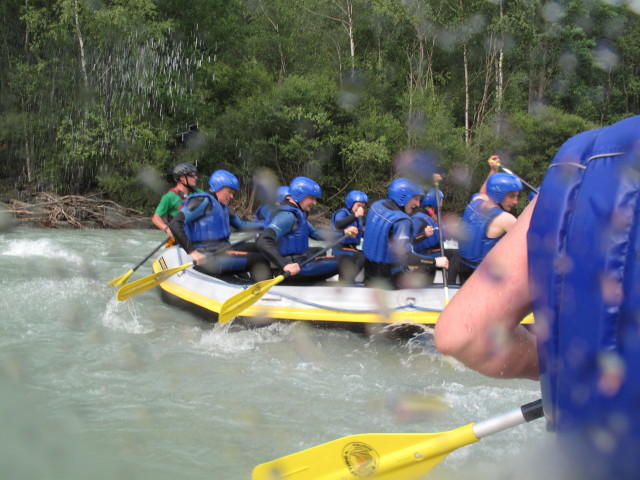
[152,245,460,336]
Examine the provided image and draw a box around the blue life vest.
[363,200,410,264]
[528,115,640,476]
[458,196,503,266]
[182,192,231,248]
[275,204,309,256]
[255,204,274,225]
[331,207,364,245]
[412,210,440,253]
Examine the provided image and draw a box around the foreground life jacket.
[528,115,640,476]
[331,207,364,245]
[411,209,440,254]
[363,200,410,264]
[275,204,309,256]
[182,192,230,248]
[457,196,503,266]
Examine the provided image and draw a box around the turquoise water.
[0,226,547,480]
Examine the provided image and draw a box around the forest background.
[1,0,639,220]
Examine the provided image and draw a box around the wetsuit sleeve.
[229,212,264,231]
[392,218,437,267]
[412,217,427,244]
[312,227,344,241]
[406,250,436,266]
[167,196,207,254]
[256,211,296,269]
[333,211,357,230]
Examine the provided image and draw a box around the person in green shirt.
[151,162,202,237]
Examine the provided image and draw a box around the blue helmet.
[276,186,291,203]
[421,188,444,207]
[209,169,240,192]
[289,176,322,203]
[345,190,368,210]
[388,178,424,207]
[486,173,522,204]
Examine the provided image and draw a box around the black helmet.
[172,163,197,182]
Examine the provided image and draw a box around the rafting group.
[130,115,640,480]
[149,155,527,290]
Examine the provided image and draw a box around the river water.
[1,225,548,480]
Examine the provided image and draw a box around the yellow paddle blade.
[107,269,134,287]
[218,275,286,323]
[116,262,193,301]
[252,424,478,480]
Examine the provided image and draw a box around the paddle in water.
[116,235,255,301]
[108,237,171,286]
[218,234,350,323]
[252,399,543,480]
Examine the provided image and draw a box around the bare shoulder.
[488,211,517,237]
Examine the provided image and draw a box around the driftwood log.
[4,192,150,229]
[2,191,332,230]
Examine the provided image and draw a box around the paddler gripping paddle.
[252,399,543,480]
[116,235,254,301]
[218,234,350,323]
[497,162,539,195]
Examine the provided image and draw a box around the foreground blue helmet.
[388,178,424,207]
[345,190,368,210]
[276,186,291,203]
[421,188,444,207]
[486,173,522,204]
[289,177,322,203]
[209,169,240,192]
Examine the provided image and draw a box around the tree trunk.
[259,3,287,79]
[464,43,470,146]
[73,0,89,92]
[496,2,504,109]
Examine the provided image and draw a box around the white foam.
[197,322,292,355]
[101,296,154,335]
[2,238,86,265]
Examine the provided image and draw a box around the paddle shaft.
[499,164,539,194]
[281,233,350,280]
[434,182,449,301]
[473,398,543,438]
[108,237,172,285]
[133,237,170,271]
[251,398,544,480]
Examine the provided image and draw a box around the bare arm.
[434,198,539,380]
[486,211,517,239]
[151,213,174,237]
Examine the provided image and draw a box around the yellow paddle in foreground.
[252,399,543,480]
[218,234,350,323]
[108,237,171,286]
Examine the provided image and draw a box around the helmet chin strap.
[178,177,194,196]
